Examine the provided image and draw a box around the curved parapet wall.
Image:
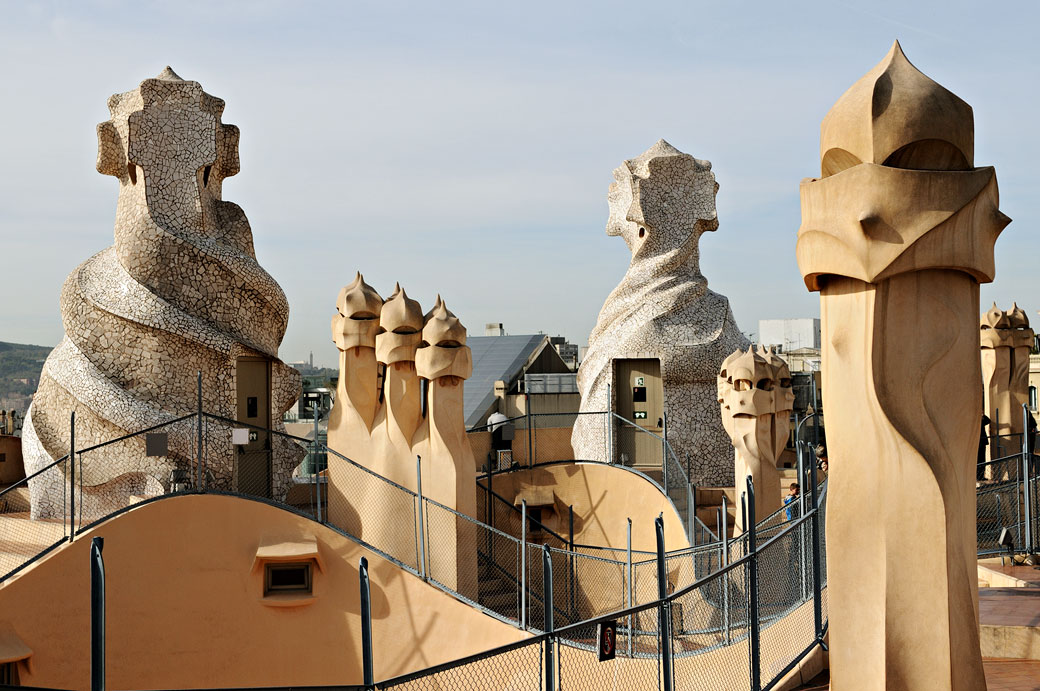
[23,67,300,518]
[0,494,528,689]
[572,140,749,486]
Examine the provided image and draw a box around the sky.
[1,1,1037,368]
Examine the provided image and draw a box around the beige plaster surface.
[796,42,1006,690]
[0,494,527,689]
[326,275,477,593]
[488,462,690,553]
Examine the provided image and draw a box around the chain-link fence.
[976,450,1039,557]
[373,494,828,691]
[473,410,701,551]
[0,455,69,581]
[74,414,199,527]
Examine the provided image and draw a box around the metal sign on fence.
[597,620,617,661]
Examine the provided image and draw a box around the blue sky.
[1,1,1037,367]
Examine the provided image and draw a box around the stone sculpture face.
[333,273,384,351]
[606,139,718,258]
[722,349,775,419]
[97,67,241,236]
[375,284,424,366]
[798,45,1008,291]
[326,278,476,594]
[574,139,749,488]
[797,42,1004,690]
[718,347,785,531]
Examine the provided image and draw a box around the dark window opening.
[265,563,312,595]
[0,453,5,463]
[0,661,19,685]
[247,396,258,419]
[203,165,212,187]
[632,386,647,402]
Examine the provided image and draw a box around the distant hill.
[0,342,52,414]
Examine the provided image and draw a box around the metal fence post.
[721,495,730,644]
[69,411,76,540]
[797,443,808,601]
[543,543,554,627]
[747,477,761,691]
[1022,405,1035,558]
[809,444,823,640]
[313,401,321,522]
[196,371,204,492]
[568,505,576,622]
[662,411,669,495]
[626,517,633,657]
[525,393,533,467]
[687,483,695,546]
[359,556,375,689]
[606,383,613,463]
[741,492,748,555]
[90,536,105,691]
[521,499,528,631]
[542,545,556,691]
[415,456,427,580]
[656,515,674,691]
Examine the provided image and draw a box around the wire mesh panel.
[74,415,199,528]
[563,548,628,626]
[529,412,581,465]
[0,457,68,580]
[1032,468,1040,551]
[631,557,664,607]
[310,446,421,573]
[976,479,1024,556]
[378,637,546,690]
[671,562,753,691]
[556,617,664,691]
[756,520,816,687]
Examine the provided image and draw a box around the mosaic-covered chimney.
[571,140,749,486]
[22,68,300,518]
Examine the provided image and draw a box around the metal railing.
[371,474,829,691]
[977,405,1039,558]
[471,409,703,546]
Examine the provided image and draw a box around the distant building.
[464,335,577,428]
[758,318,821,352]
[548,336,580,371]
[781,347,821,374]
[484,323,507,337]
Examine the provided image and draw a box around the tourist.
[1027,410,1035,457]
[977,414,991,482]
[784,482,800,520]
[815,445,828,476]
